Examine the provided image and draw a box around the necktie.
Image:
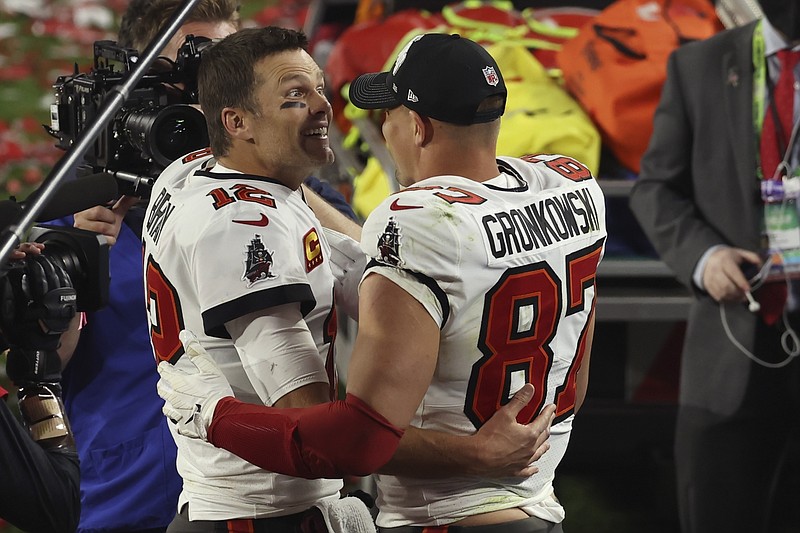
[760,49,799,180]
[758,50,799,324]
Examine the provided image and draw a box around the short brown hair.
[198,27,310,157]
[117,0,240,52]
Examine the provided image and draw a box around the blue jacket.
[52,213,180,532]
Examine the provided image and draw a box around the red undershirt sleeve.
[207,393,404,479]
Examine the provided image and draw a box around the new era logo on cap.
[348,33,507,125]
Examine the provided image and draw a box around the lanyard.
[753,19,767,180]
[754,20,800,181]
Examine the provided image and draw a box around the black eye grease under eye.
[280,102,306,109]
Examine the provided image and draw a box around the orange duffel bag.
[557,0,722,173]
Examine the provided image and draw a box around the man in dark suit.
[629,1,800,531]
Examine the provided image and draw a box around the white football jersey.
[362,154,606,527]
[142,149,341,520]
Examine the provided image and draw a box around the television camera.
[45,35,213,199]
[0,36,215,343]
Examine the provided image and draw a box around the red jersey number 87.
[465,238,603,427]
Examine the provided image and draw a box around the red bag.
[324,9,443,131]
[557,0,722,173]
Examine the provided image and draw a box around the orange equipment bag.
[557,0,722,173]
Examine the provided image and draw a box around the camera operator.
[0,245,80,533]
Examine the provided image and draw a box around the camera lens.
[29,225,110,312]
[122,104,209,167]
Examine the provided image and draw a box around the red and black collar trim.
[194,169,295,191]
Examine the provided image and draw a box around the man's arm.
[158,273,435,478]
[303,184,362,241]
[225,307,331,409]
[159,273,561,479]
[219,273,435,473]
[628,52,734,287]
[158,306,335,445]
[303,190,557,477]
[0,391,80,533]
[381,390,555,478]
[226,288,555,480]
[344,273,438,426]
[57,314,82,369]
[303,176,358,221]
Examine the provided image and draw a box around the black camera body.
[46,36,212,199]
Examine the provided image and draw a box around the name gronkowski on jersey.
[363,154,606,527]
[142,149,341,520]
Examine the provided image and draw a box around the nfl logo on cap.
[483,66,499,86]
[348,33,507,125]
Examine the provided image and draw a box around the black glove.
[0,254,77,386]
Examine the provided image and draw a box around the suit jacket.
[630,21,764,416]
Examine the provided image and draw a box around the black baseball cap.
[348,33,506,125]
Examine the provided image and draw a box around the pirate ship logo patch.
[377,217,403,267]
[242,234,276,287]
